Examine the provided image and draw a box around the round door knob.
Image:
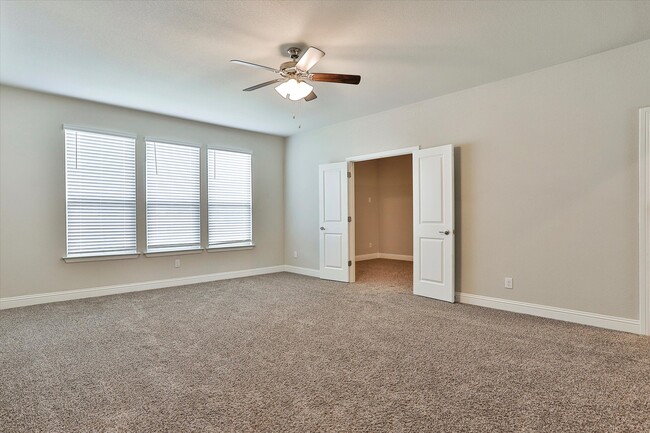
[320,226,326,230]
[439,230,450,235]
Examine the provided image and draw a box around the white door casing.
[413,145,455,302]
[319,162,350,282]
[640,107,650,335]
[348,162,356,283]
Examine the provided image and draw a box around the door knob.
[320,226,326,230]
[439,230,450,235]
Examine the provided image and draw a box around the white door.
[413,145,455,302]
[319,162,350,282]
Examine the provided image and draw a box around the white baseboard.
[456,292,640,334]
[283,265,320,278]
[2,265,640,334]
[355,253,379,261]
[355,253,413,262]
[0,265,285,310]
[378,253,413,261]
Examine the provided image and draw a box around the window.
[208,149,253,248]
[64,127,136,257]
[146,140,201,252]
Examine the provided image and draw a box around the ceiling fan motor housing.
[280,61,298,71]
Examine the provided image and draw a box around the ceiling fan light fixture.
[275,78,313,101]
[232,46,359,104]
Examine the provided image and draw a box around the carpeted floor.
[1,259,649,432]
[354,258,412,291]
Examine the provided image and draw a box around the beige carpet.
[1,260,649,432]
[354,258,412,292]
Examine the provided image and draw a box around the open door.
[413,145,455,302]
[319,162,350,282]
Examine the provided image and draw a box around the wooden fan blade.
[243,78,284,92]
[230,60,279,74]
[296,47,325,71]
[309,73,361,85]
[304,91,317,102]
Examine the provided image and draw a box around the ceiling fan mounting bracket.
[287,47,302,60]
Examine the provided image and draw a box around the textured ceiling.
[2,1,650,137]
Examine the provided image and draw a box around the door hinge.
[348,260,352,267]
[347,172,351,178]
[348,216,352,222]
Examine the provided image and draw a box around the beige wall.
[285,40,650,319]
[354,155,412,258]
[0,86,285,298]
[377,155,412,256]
[354,160,379,256]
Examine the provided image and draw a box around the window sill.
[62,245,252,261]
[144,248,203,257]
[206,243,255,252]
[62,252,141,263]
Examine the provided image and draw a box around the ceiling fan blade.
[304,91,317,102]
[296,46,325,71]
[309,73,361,85]
[230,60,279,74]
[243,78,284,92]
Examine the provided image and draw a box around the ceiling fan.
[230,46,361,102]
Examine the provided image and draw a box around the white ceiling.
[2,1,650,137]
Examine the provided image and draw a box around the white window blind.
[146,140,201,252]
[208,149,252,248]
[64,128,136,257]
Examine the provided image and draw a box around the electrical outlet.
[505,277,513,289]
[174,259,181,268]
[369,242,373,248]
[293,251,298,259]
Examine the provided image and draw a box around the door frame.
[346,147,420,283]
[640,107,650,335]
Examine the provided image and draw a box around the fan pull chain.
[153,142,159,175]
[292,99,303,128]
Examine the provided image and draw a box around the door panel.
[323,170,342,222]
[324,233,343,268]
[419,154,444,223]
[420,238,444,283]
[319,162,350,282]
[413,145,454,302]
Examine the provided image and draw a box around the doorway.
[317,145,455,302]
[353,155,413,292]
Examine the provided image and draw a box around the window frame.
[144,138,203,254]
[206,146,254,251]
[62,125,139,261]
[62,127,257,260]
